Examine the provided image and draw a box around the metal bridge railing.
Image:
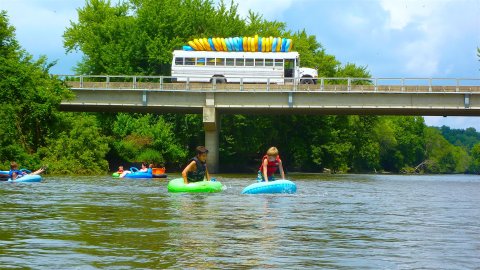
[55,75,480,93]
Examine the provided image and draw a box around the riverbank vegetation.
[1,2,479,175]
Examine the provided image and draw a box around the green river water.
[1,174,479,269]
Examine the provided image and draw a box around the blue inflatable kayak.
[0,170,9,179]
[113,172,167,179]
[121,167,153,179]
[124,172,152,179]
[8,175,42,183]
[1,170,42,183]
[242,179,296,194]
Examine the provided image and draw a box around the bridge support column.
[203,106,220,173]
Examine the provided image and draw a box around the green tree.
[111,113,187,166]
[63,0,138,74]
[334,63,372,85]
[349,116,380,172]
[314,116,353,173]
[374,117,425,173]
[423,127,469,173]
[0,11,73,169]
[64,0,248,75]
[440,126,480,150]
[477,47,480,65]
[289,29,339,77]
[374,117,398,172]
[245,10,286,37]
[39,114,110,174]
[469,143,480,174]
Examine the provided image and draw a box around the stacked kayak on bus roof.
[183,35,293,52]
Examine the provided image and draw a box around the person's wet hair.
[196,146,209,154]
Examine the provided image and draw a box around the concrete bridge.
[59,75,480,172]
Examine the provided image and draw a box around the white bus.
[171,50,318,84]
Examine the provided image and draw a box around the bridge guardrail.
[55,75,480,93]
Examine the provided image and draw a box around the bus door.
[284,58,295,83]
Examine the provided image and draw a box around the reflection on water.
[1,174,479,269]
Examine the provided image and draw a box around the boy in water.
[257,146,285,182]
[182,146,210,184]
[9,162,45,180]
[116,166,124,174]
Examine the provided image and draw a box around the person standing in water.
[182,146,210,184]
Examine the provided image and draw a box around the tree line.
[1,1,479,175]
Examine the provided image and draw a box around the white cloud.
[378,0,475,77]
[402,38,440,76]
[379,0,444,30]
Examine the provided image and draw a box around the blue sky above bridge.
[1,0,479,130]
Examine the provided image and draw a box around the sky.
[1,0,480,130]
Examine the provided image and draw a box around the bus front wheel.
[211,76,226,84]
[300,78,314,85]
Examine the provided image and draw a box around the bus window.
[175,57,184,65]
[254,59,264,66]
[245,58,254,66]
[285,59,294,69]
[216,58,225,66]
[196,58,206,65]
[265,59,273,66]
[185,57,195,65]
[207,58,215,66]
[274,59,283,67]
[235,58,244,66]
[226,58,235,66]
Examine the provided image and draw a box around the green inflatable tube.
[167,178,223,193]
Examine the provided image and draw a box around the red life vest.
[259,155,281,176]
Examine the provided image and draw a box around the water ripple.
[0,174,479,269]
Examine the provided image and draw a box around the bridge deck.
[59,76,480,116]
[64,81,480,93]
